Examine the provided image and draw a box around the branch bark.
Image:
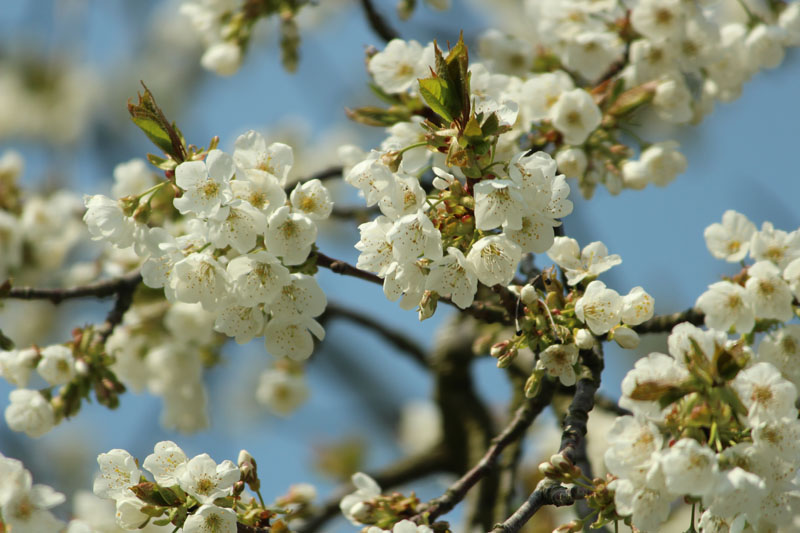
[296,447,449,533]
[324,302,428,368]
[315,251,510,324]
[5,271,142,304]
[632,307,704,334]
[359,0,400,43]
[490,344,605,533]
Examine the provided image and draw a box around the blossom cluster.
[84,130,332,363]
[88,442,315,532]
[0,451,66,531]
[606,321,800,532]
[696,210,800,333]
[0,150,85,285]
[180,0,306,75]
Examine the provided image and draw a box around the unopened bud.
[520,284,537,306]
[574,329,594,349]
[118,196,139,216]
[539,460,559,478]
[418,291,438,321]
[611,326,640,349]
[233,480,246,496]
[524,369,545,398]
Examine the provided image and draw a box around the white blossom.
[201,41,242,76]
[37,344,75,386]
[549,89,602,145]
[356,216,395,276]
[270,274,327,320]
[695,281,755,333]
[83,195,135,248]
[93,449,142,500]
[732,362,797,425]
[473,179,526,231]
[425,248,478,309]
[214,305,264,344]
[757,325,800,386]
[290,179,333,220]
[745,261,794,322]
[547,237,621,286]
[704,210,756,262]
[537,343,579,386]
[368,39,434,94]
[386,211,442,263]
[234,131,294,185]
[172,252,230,311]
[143,441,187,487]
[345,154,396,207]
[264,318,325,361]
[4,389,55,438]
[783,256,800,298]
[340,472,381,525]
[621,287,654,326]
[226,251,291,306]
[518,71,574,124]
[749,222,800,268]
[575,280,622,335]
[465,234,522,287]
[207,200,266,254]
[183,504,237,533]
[265,206,317,266]
[112,158,153,198]
[177,454,239,504]
[622,141,687,189]
[115,497,148,530]
[0,348,38,387]
[255,367,309,415]
[659,438,718,497]
[173,151,234,218]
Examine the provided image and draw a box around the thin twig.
[324,302,428,367]
[359,0,399,43]
[491,345,605,533]
[490,480,589,533]
[288,166,344,192]
[296,447,449,533]
[5,271,142,304]
[315,251,510,324]
[632,308,704,334]
[413,379,556,523]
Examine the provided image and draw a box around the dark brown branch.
[315,251,510,324]
[491,345,605,533]
[238,524,268,533]
[632,307,704,334]
[490,481,589,533]
[413,379,556,523]
[96,275,140,344]
[5,271,142,304]
[324,302,428,367]
[287,166,344,192]
[359,0,399,43]
[296,447,449,533]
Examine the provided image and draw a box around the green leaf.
[0,329,14,351]
[418,78,454,122]
[127,82,187,162]
[463,116,482,140]
[345,106,410,127]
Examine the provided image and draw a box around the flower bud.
[574,329,594,349]
[611,326,640,349]
[520,284,537,307]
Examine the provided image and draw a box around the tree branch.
[413,377,557,523]
[296,447,449,533]
[490,480,589,533]
[359,0,399,43]
[5,271,142,304]
[315,251,510,324]
[632,307,704,334]
[491,344,605,533]
[324,302,428,368]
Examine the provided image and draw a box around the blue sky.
[1,0,799,529]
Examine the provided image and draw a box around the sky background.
[1,0,799,530]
